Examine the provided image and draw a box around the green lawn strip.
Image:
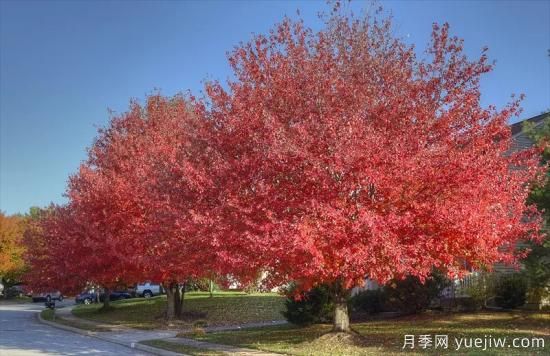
[41,309,111,332]
[187,311,549,356]
[140,339,225,356]
[72,292,285,330]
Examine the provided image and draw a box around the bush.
[351,289,385,314]
[384,272,450,314]
[282,285,334,325]
[494,274,527,309]
[5,287,23,299]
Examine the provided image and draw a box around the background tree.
[0,212,26,290]
[24,206,94,299]
[22,206,69,294]
[70,94,223,319]
[522,115,549,307]
[207,8,546,331]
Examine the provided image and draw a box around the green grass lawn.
[72,291,285,330]
[186,311,549,355]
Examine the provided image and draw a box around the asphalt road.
[0,301,150,355]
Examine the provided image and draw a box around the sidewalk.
[40,304,284,355]
[55,306,178,342]
[161,337,282,355]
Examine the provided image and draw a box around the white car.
[32,291,63,303]
[135,282,163,298]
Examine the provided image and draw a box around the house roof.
[508,111,549,153]
[510,112,549,136]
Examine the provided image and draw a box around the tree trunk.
[209,279,214,298]
[178,282,186,317]
[102,287,111,309]
[332,282,351,333]
[165,283,176,320]
[333,298,350,332]
[174,283,182,318]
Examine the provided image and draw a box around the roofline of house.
[510,111,549,138]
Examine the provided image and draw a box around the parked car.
[75,288,132,304]
[32,291,63,303]
[5,285,26,298]
[75,289,100,304]
[99,290,132,302]
[135,282,163,298]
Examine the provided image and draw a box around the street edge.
[36,311,186,356]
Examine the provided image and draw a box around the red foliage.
[70,95,221,287]
[24,9,545,301]
[24,95,223,294]
[205,13,546,292]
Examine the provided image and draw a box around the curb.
[36,311,186,356]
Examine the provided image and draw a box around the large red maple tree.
[206,11,546,330]
[22,5,546,332]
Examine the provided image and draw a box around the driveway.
[0,301,151,355]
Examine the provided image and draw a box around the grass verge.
[187,311,549,355]
[72,291,285,329]
[140,339,225,356]
[41,309,111,332]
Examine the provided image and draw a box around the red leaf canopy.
[205,14,545,291]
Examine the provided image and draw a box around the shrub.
[350,289,385,314]
[494,274,528,309]
[384,271,450,314]
[454,297,479,312]
[282,284,334,325]
[5,286,23,299]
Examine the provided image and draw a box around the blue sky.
[1,0,549,215]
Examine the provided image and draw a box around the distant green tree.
[522,115,550,307]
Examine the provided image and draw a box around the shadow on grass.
[188,311,549,355]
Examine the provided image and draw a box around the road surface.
[0,301,150,355]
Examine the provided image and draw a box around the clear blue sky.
[1,0,549,215]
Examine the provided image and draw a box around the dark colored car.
[32,291,63,303]
[75,289,132,304]
[99,290,132,302]
[75,289,99,304]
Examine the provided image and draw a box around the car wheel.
[58,295,63,302]
[84,298,92,305]
[143,291,152,298]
